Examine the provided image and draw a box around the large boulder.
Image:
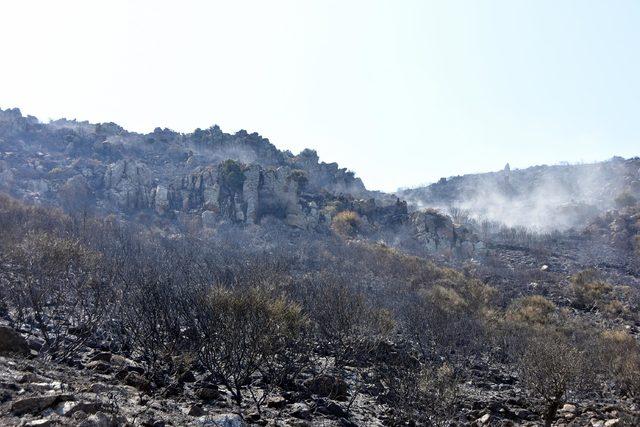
[410,209,456,251]
[0,326,30,355]
[303,374,349,400]
[11,394,73,416]
[259,167,306,228]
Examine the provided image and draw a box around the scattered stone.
[290,402,312,420]
[86,360,112,373]
[316,400,348,418]
[87,383,110,393]
[77,411,125,427]
[25,419,55,427]
[476,413,490,425]
[56,400,106,417]
[560,403,577,414]
[604,419,621,427]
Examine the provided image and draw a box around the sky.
[1,1,639,192]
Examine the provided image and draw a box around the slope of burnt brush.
[1,194,640,426]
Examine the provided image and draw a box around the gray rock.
[77,411,124,427]
[11,394,73,416]
[104,159,151,210]
[195,386,220,401]
[154,185,170,214]
[85,360,111,373]
[290,402,312,419]
[243,164,261,223]
[316,400,348,418]
[188,404,205,416]
[124,372,151,393]
[56,400,106,417]
[197,413,246,427]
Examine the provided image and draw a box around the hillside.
[399,159,640,232]
[1,108,640,427]
[0,107,476,257]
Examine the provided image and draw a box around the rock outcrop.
[104,160,151,211]
[0,107,480,255]
[410,209,475,253]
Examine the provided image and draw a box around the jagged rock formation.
[0,107,477,254]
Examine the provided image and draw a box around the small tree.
[518,331,589,427]
[194,287,309,412]
[304,280,394,367]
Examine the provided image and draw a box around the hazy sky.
[1,1,639,191]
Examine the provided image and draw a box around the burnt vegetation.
[1,192,640,426]
[1,109,640,425]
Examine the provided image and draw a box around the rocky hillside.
[0,107,477,256]
[3,107,640,427]
[399,158,640,232]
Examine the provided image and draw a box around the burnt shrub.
[193,287,310,410]
[6,232,109,360]
[298,276,394,367]
[599,329,640,397]
[517,330,592,427]
[403,284,486,363]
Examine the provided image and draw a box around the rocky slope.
[0,107,476,256]
[399,158,640,232]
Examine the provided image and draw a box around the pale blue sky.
[1,1,639,191]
